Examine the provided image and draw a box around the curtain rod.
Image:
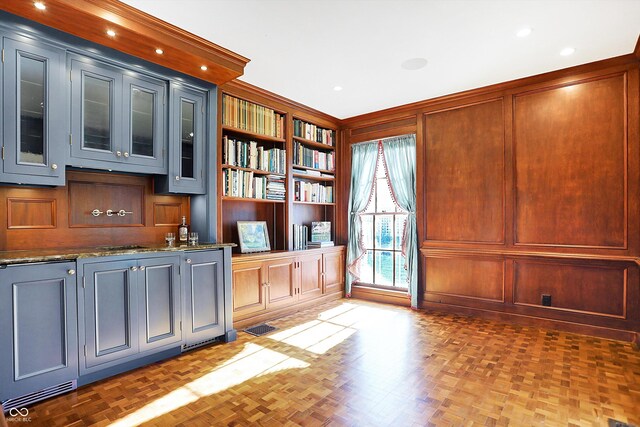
[351,133,416,146]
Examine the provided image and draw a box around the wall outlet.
[541,294,552,306]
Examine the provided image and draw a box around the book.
[307,241,334,247]
[311,222,331,242]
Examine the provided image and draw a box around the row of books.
[292,224,309,250]
[294,181,334,203]
[222,136,286,174]
[222,94,285,138]
[223,169,285,201]
[293,119,335,146]
[293,142,335,171]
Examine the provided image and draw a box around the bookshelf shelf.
[222,125,286,143]
[222,196,286,204]
[293,201,336,206]
[223,164,286,177]
[292,172,335,182]
[291,164,335,174]
[292,135,335,151]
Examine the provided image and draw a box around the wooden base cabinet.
[0,262,78,404]
[232,247,345,326]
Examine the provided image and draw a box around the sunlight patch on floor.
[108,343,309,427]
[267,302,395,355]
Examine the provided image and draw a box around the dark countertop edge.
[0,243,236,265]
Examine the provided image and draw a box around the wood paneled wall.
[0,170,189,251]
[340,51,640,341]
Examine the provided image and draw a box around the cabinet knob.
[130,266,138,271]
[67,269,75,275]
[186,259,192,264]
[123,151,130,158]
[175,176,180,181]
[116,151,122,157]
[51,163,58,170]
[139,266,145,271]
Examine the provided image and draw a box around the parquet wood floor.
[16,299,640,426]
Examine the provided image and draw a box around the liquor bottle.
[178,216,190,244]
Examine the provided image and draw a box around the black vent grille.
[244,323,277,336]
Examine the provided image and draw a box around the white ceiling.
[121,0,640,119]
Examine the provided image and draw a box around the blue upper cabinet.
[156,83,206,194]
[70,57,167,174]
[1,36,66,186]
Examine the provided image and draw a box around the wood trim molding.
[635,35,640,59]
[0,0,249,85]
[351,285,411,307]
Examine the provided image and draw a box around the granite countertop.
[0,243,236,265]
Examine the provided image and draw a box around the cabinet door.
[297,253,323,301]
[167,84,206,194]
[232,260,267,318]
[0,262,78,402]
[323,250,345,294]
[122,75,166,173]
[2,37,66,185]
[265,257,297,309]
[70,59,123,164]
[183,251,225,346]
[82,260,138,369]
[138,256,181,352]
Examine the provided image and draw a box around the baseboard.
[351,285,411,307]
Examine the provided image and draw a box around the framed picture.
[311,221,331,242]
[237,221,271,253]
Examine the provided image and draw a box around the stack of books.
[308,222,334,248]
[266,175,285,201]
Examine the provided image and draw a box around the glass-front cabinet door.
[70,59,122,164]
[168,84,205,194]
[2,37,66,185]
[123,75,166,172]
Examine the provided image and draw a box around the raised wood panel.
[7,198,56,229]
[0,171,189,250]
[514,74,627,248]
[68,181,145,227]
[513,261,627,318]
[424,256,505,302]
[265,258,297,308]
[298,253,323,301]
[425,99,505,244]
[153,203,183,227]
[323,249,345,295]
[231,261,265,317]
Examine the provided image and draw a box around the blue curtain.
[346,142,378,296]
[381,135,418,308]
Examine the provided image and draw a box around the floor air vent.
[182,336,221,351]
[244,323,277,336]
[608,419,635,427]
[2,380,76,411]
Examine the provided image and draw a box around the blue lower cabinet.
[182,250,226,348]
[0,262,78,405]
[78,254,181,376]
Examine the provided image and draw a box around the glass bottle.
[178,216,190,244]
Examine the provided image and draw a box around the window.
[358,145,408,289]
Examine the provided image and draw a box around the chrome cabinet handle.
[130,266,138,272]
[117,209,133,217]
[123,151,130,158]
[139,266,145,271]
[91,209,104,217]
[51,163,58,170]
[67,269,75,275]
[186,259,192,264]
[116,151,122,157]
[175,176,180,181]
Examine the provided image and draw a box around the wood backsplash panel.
[0,170,189,251]
[7,198,57,229]
[68,180,145,227]
[153,202,184,226]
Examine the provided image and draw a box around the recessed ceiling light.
[516,27,532,38]
[155,48,164,55]
[34,2,46,10]
[333,86,343,92]
[200,65,208,71]
[401,57,428,71]
[560,47,576,56]
[106,29,116,37]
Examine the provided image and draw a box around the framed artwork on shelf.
[237,221,271,253]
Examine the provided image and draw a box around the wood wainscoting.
[341,48,640,341]
[0,170,189,251]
